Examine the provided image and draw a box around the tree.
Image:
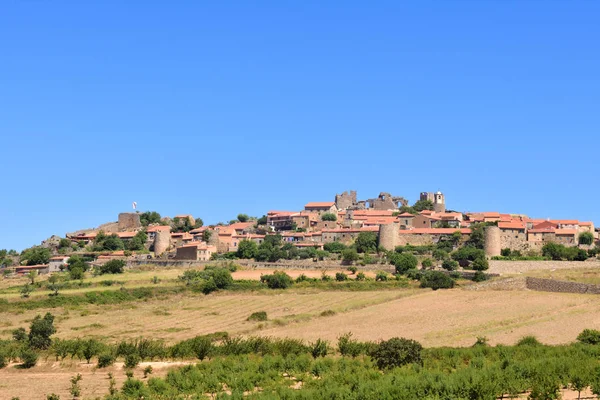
[47,275,61,296]
[209,268,233,289]
[27,270,38,284]
[323,242,347,253]
[452,246,485,263]
[421,258,433,269]
[21,247,51,266]
[20,348,38,368]
[127,230,148,251]
[341,249,359,265]
[67,255,89,272]
[579,232,594,245]
[139,211,162,226]
[420,271,455,290]
[471,257,489,271]
[371,337,423,370]
[82,339,101,363]
[442,259,459,271]
[257,215,268,225]
[467,224,486,249]
[236,240,258,259]
[237,214,250,222]
[69,266,84,280]
[413,200,434,212]
[260,271,293,289]
[194,218,204,228]
[20,284,33,298]
[355,232,378,254]
[58,238,72,249]
[29,313,56,349]
[202,230,212,243]
[393,253,418,274]
[99,259,126,275]
[321,213,337,222]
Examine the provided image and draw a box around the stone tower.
[378,223,399,251]
[484,226,501,258]
[335,191,357,210]
[118,213,141,231]
[153,229,171,256]
[433,191,445,213]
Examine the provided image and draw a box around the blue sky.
[1,1,598,251]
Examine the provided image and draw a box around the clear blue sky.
[1,1,598,251]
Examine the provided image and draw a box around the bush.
[432,249,448,261]
[209,268,233,289]
[20,348,38,368]
[310,339,328,358]
[29,313,56,350]
[99,260,126,275]
[260,271,293,289]
[341,249,359,265]
[346,266,357,274]
[321,213,337,221]
[323,242,346,253]
[517,336,542,346]
[579,232,594,245]
[375,271,388,281]
[0,354,6,369]
[97,353,115,368]
[355,272,366,281]
[577,329,600,345]
[335,272,348,281]
[441,259,459,271]
[472,271,488,282]
[471,257,489,271]
[247,311,268,322]
[124,353,141,369]
[405,269,423,281]
[421,258,433,269]
[371,337,423,370]
[393,253,418,274]
[420,271,455,290]
[355,232,378,253]
[452,246,485,263]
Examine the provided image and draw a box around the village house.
[304,202,338,215]
[15,264,49,275]
[267,211,297,231]
[175,242,216,261]
[48,255,70,273]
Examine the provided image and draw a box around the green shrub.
[355,272,366,281]
[124,353,140,369]
[341,249,359,265]
[347,266,358,274]
[97,353,115,368]
[375,271,388,281]
[421,258,433,269]
[516,336,542,346]
[405,269,423,281]
[20,348,38,368]
[98,259,126,275]
[420,271,455,290]
[310,339,328,358]
[472,271,488,282]
[247,311,268,322]
[471,257,489,271]
[393,253,418,274]
[260,271,293,289]
[0,354,6,369]
[577,329,600,345]
[442,259,459,271]
[335,272,348,281]
[372,337,423,370]
[323,242,347,253]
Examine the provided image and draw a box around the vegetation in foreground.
[5,312,600,399]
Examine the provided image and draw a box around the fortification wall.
[525,277,600,294]
[499,232,543,253]
[484,226,501,257]
[378,223,398,250]
[153,230,171,256]
[118,213,141,231]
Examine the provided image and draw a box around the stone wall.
[335,191,357,210]
[484,226,501,257]
[525,277,600,294]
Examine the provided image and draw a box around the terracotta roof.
[50,256,69,261]
[528,228,555,233]
[580,222,593,226]
[352,210,395,217]
[116,232,137,239]
[305,202,335,208]
[323,226,379,233]
[557,220,579,225]
[498,221,526,230]
[147,225,171,233]
[398,212,415,217]
[16,264,49,269]
[179,241,216,250]
[232,234,266,239]
[398,228,472,235]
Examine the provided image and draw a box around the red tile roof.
[555,229,578,235]
[147,225,171,233]
[498,221,526,230]
[305,202,335,208]
[398,228,472,235]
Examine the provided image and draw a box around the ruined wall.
[118,213,141,231]
[484,226,501,257]
[335,191,357,210]
[367,192,408,210]
[488,260,600,274]
[525,277,600,294]
[153,230,171,256]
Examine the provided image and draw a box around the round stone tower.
[484,226,501,258]
[379,223,399,251]
[153,229,171,256]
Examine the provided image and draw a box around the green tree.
[27,270,38,284]
[20,284,33,298]
[467,223,486,249]
[420,271,455,290]
[321,213,337,221]
[28,313,56,349]
[21,247,51,266]
[393,253,418,274]
[355,232,378,253]
[341,249,359,265]
[139,211,162,226]
[236,240,258,259]
[421,258,433,269]
[99,259,126,275]
[371,337,423,370]
[471,257,489,271]
[127,230,148,251]
[413,199,434,212]
[442,259,459,271]
[237,214,249,222]
[579,232,594,245]
[260,271,293,289]
[257,215,267,225]
[323,242,346,253]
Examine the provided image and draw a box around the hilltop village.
[4,190,599,275]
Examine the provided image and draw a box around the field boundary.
[525,277,600,294]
